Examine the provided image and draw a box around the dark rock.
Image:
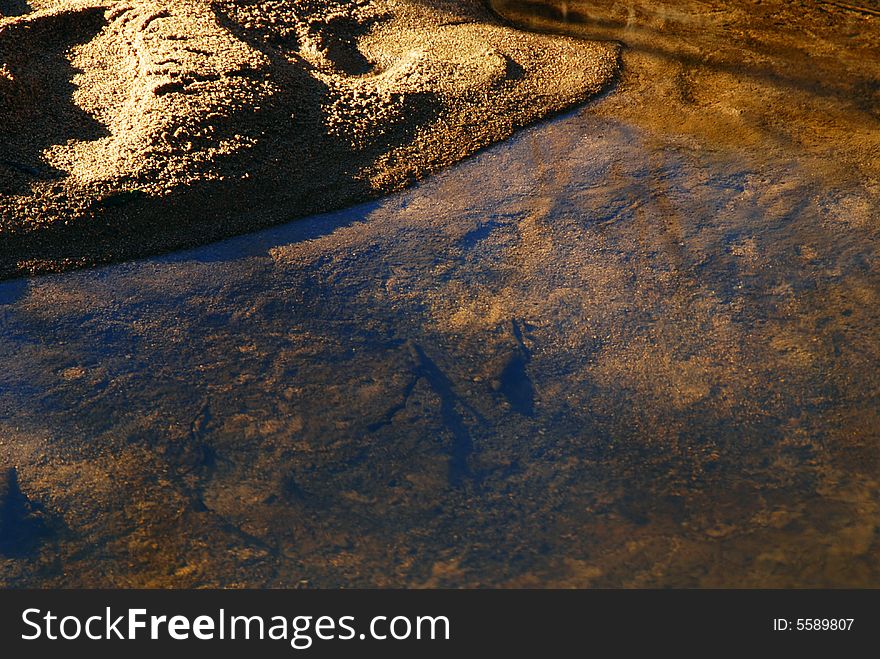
[0,466,47,557]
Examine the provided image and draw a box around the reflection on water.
[2,0,880,586]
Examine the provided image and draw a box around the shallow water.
[2,0,879,586]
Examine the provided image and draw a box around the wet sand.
[2,1,879,587]
[0,0,617,279]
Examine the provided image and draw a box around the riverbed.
[1,0,879,586]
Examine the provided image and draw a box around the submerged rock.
[0,466,46,556]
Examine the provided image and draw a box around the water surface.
[1,0,879,586]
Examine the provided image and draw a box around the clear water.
[1,0,879,586]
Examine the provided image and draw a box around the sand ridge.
[0,0,618,278]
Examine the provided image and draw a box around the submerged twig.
[817,0,880,17]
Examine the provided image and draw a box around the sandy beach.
[0,0,617,279]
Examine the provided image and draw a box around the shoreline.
[0,0,619,280]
